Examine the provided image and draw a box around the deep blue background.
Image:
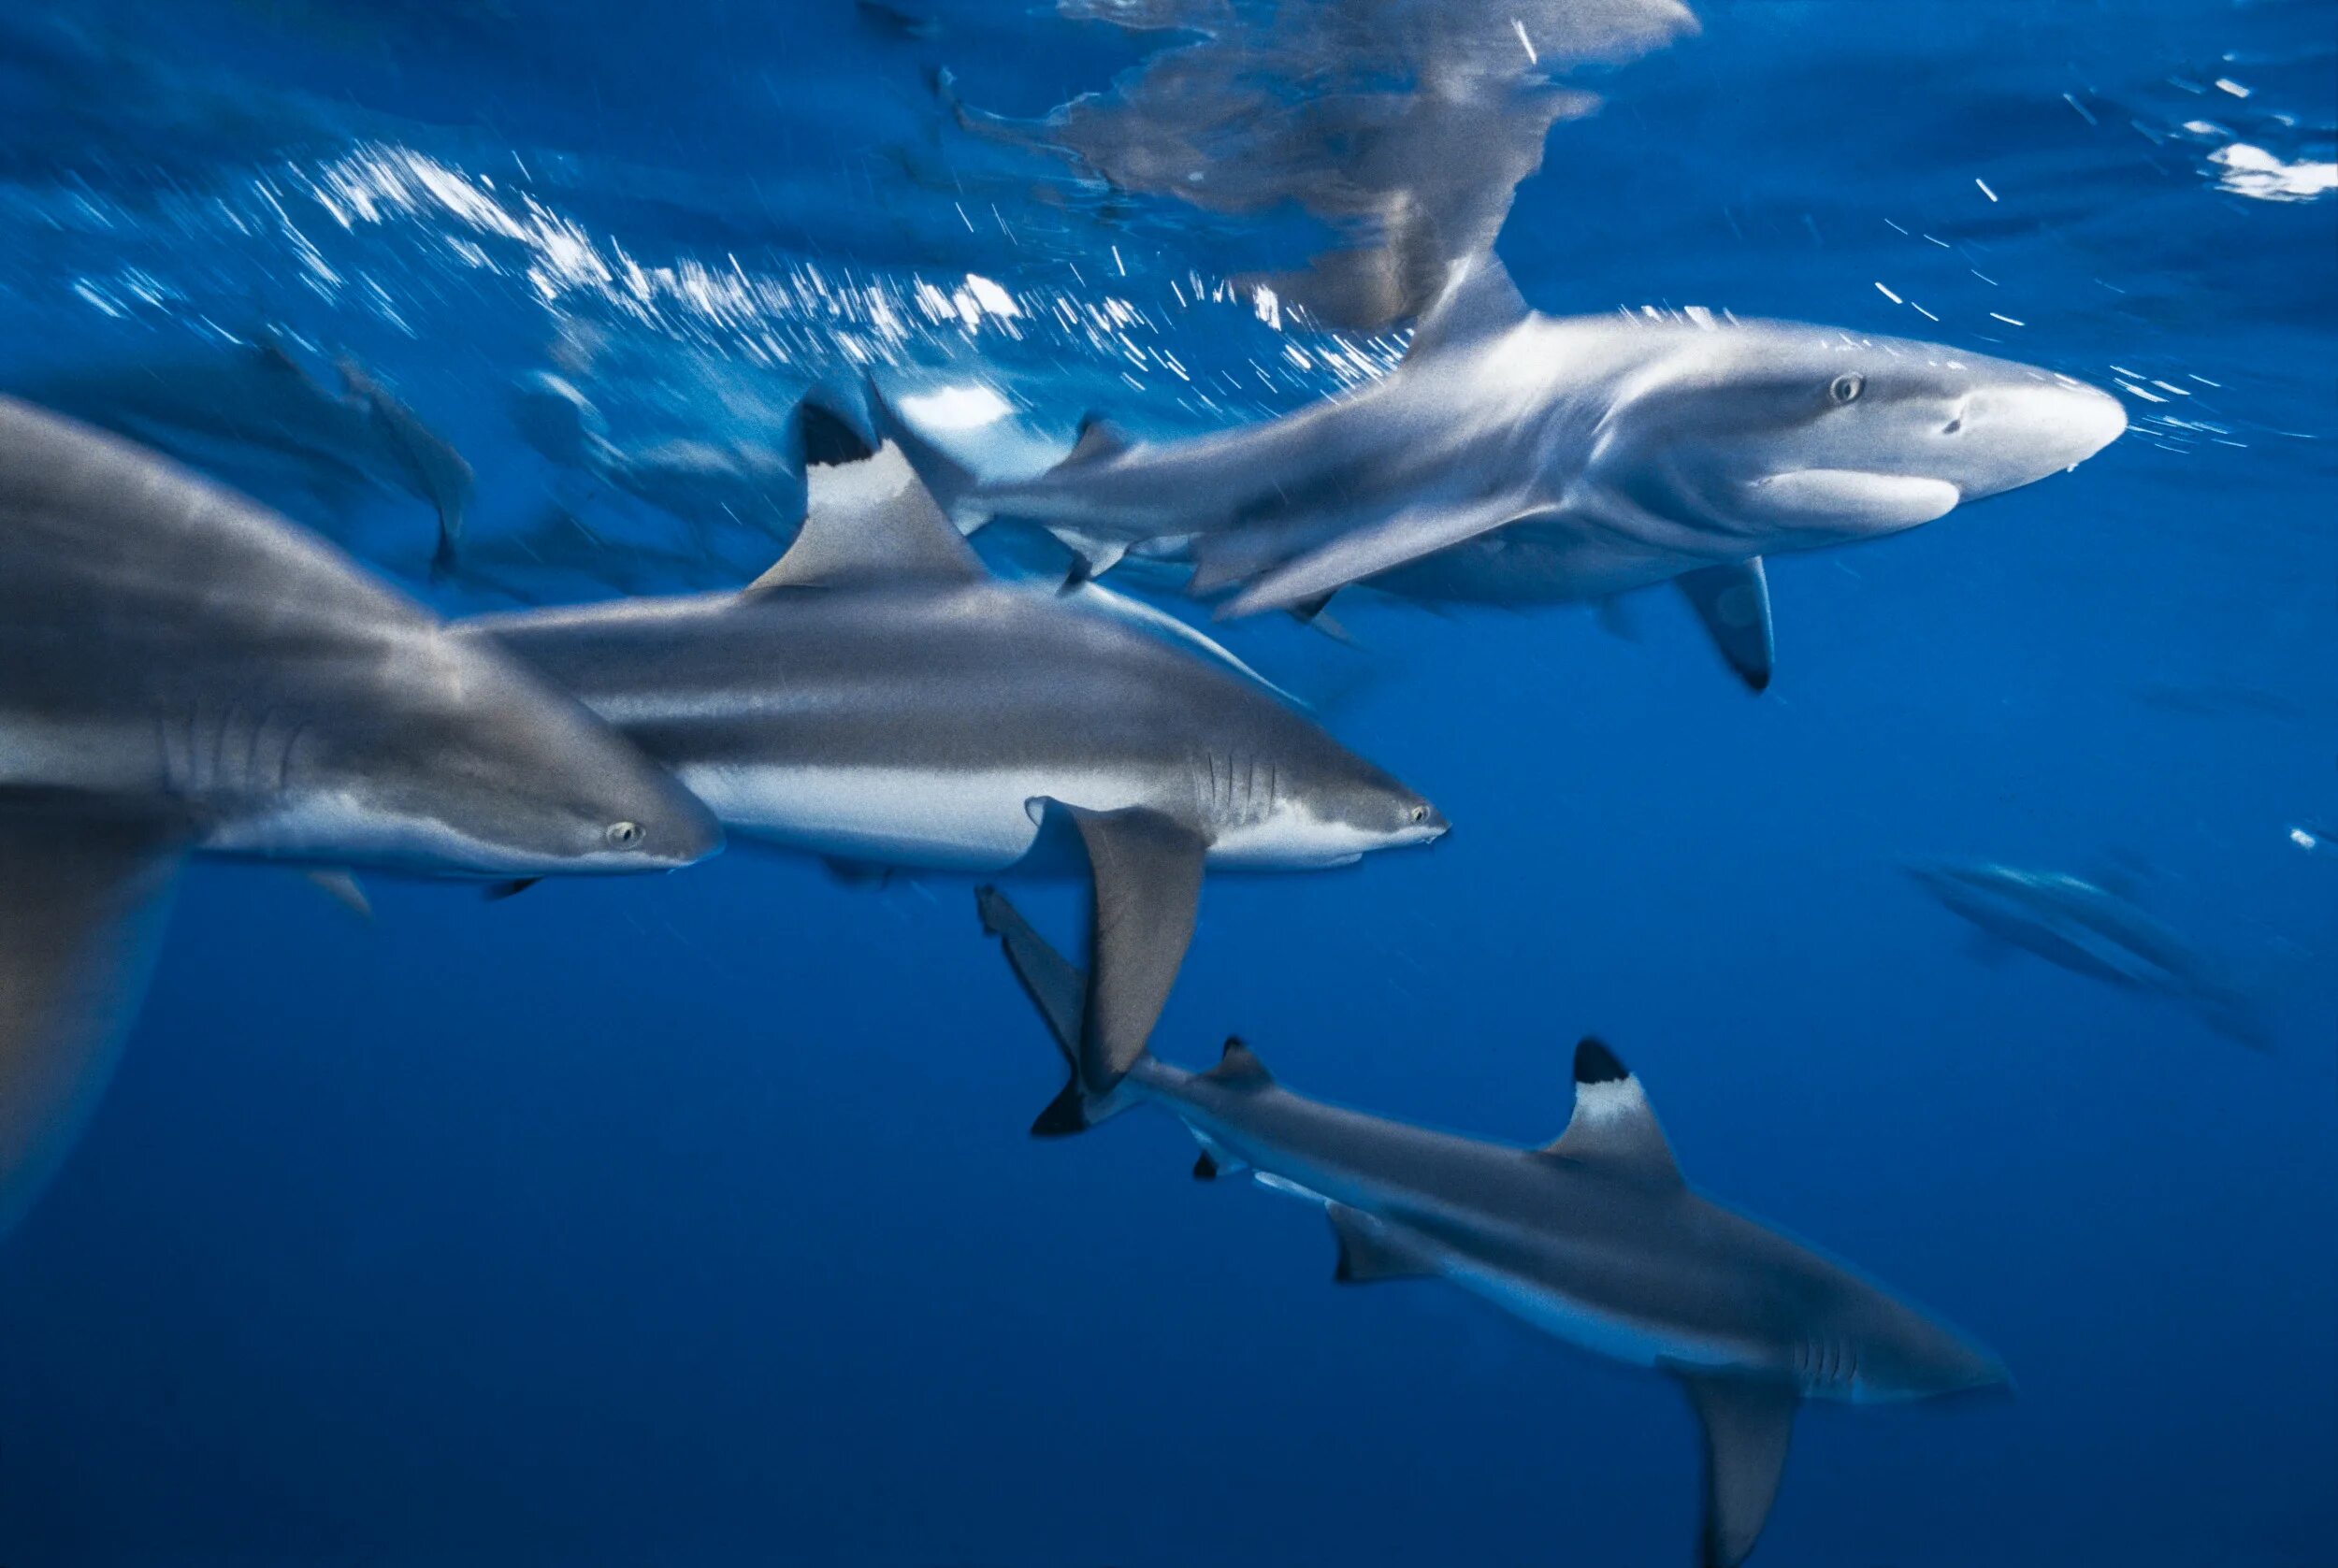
[2,2,2333,1564]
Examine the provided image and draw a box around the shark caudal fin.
[0,808,186,1236]
[975,801,1207,1135]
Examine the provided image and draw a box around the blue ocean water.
[1,2,2333,1564]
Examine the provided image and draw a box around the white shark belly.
[1434,1253,1742,1374]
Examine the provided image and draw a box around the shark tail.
[974,800,1207,1136]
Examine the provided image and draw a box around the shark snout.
[1956,377,2126,498]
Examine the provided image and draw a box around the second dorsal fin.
[746,443,985,593]
[1201,1035,1273,1088]
[1060,412,1133,468]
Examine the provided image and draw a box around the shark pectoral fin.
[1739,470,1959,530]
[1009,800,1205,1127]
[1595,595,1646,643]
[1401,252,1528,363]
[0,811,185,1235]
[1537,1038,1683,1189]
[1220,496,1549,619]
[746,443,986,592]
[1326,1204,1439,1285]
[1674,1372,1798,1568]
[302,868,373,920]
[974,884,1086,1059]
[1673,559,1775,694]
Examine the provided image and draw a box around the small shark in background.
[974,829,2009,1568]
[463,440,1443,973]
[935,256,2128,691]
[1907,860,2271,1050]
[27,336,476,574]
[0,398,720,1235]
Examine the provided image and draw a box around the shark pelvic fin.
[1327,1204,1439,1285]
[0,808,185,1236]
[1402,252,1528,363]
[1673,558,1775,694]
[1537,1037,1682,1189]
[1674,1372,1799,1568]
[1200,1034,1273,1087]
[302,868,373,919]
[747,442,985,592]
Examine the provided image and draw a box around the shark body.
[467,446,1446,881]
[974,822,2009,1566]
[0,397,718,1233]
[955,258,2128,690]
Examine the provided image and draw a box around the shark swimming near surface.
[28,336,476,576]
[463,442,1447,903]
[940,256,2129,691]
[1907,859,2271,1050]
[0,397,721,1235]
[974,829,2011,1566]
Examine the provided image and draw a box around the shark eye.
[1829,372,1866,406]
[1408,805,1428,824]
[604,821,643,848]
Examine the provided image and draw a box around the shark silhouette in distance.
[0,398,720,1235]
[974,824,2010,1566]
[1908,858,2272,1051]
[931,256,2127,691]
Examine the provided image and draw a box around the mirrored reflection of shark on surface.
[974,834,2009,1568]
[22,334,475,575]
[905,262,2128,691]
[1907,859,2273,1052]
[941,0,1698,331]
[0,398,721,1238]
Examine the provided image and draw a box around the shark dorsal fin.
[745,442,985,594]
[1061,413,1134,468]
[1538,1037,1681,1188]
[1402,252,1528,364]
[1201,1035,1273,1087]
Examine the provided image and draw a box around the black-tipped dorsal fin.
[1674,1372,1798,1568]
[1061,413,1134,468]
[1201,1035,1273,1088]
[1402,252,1528,364]
[1327,1203,1438,1284]
[1538,1037,1682,1188]
[1674,558,1774,695]
[746,442,984,593]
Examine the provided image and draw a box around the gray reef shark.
[1908,859,2270,1050]
[29,337,476,575]
[0,398,720,1234]
[974,827,2010,1566]
[947,256,2128,690]
[463,443,1447,899]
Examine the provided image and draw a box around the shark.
[1907,859,2270,1050]
[973,820,2011,1566]
[28,337,476,575]
[946,256,2129,690]
[462,443,1447,902]
[0,397,721,1234]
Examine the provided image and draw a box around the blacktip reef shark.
[947,255,2129,690]
[974,823,2010,1567]
[1908,859,2271,1050]
[0,397,720,1235]
[462,441,1446,891]
[29,336,476,576]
